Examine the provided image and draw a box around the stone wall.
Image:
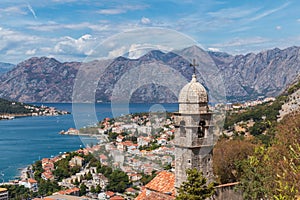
[211,183,243,200]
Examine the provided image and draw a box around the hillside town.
[1,112,176,199]
[0,95,280,199]
[0,95,281,199]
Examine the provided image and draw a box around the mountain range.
[0,46,300,103]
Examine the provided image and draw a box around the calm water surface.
[0,103,178,182]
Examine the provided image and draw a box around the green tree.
[140,172,156,185]
[38,179,60,196]
[270,113,300,198]
[85,171,93,180]
[176,168,215,200]
[213,138,257,184]
[97,165,113,177]
[3,184,36,199]
[95,184,102,193]
[90,185,96,194]
[80,184,87,196]
[107,169,129,193]
[237,147,273,200]
[74,179,79,186]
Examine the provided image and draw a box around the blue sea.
[0,103,178,182]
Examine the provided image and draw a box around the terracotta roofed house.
[110,196,125,200]
[135,171,175,200]
[0,188,8,200]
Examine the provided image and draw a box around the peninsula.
[0,98,69,120]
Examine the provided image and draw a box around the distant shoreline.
[0,112,70,121]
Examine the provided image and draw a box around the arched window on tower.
[179,120,186,137]
[197,120,205,138]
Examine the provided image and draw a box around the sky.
[0,0,299,64]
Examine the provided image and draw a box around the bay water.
[0,103,178,182]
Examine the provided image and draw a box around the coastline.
[0,103,70,121]
[19,166,29,180]
[59,128,100,138]
[0,103,179,185]
[0,165,28,185]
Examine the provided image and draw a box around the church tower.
[174,62,214,189]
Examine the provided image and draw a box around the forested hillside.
[213,81,300,199]
[0,98,32,114]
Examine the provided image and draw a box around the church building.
[174,71,214,188]
[136,62,214,199]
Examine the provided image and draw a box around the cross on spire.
[190,59,199,74]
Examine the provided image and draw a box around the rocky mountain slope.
[0,57,80,102]
[210,46,300,101]
[0,46,300,103]
[279,80,300,120]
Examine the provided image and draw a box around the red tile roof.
[110,196,124,200]
[99,154,108,160]
[105,191,115,197]
[135,189,147,200]
[28,178,37,183]
[135,171,175,200]
[57,187,80,195]
[42,171,53,179]
[126,187,137,193]
[146,171,175,196]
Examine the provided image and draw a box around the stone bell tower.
[174,62,213,189]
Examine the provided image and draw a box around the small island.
[0,98,69,120]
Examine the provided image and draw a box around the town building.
[0,188,8,200]
[54,187,80,196]
[135,171,175,200]
[69,156,84,167]
[19,178,38,192]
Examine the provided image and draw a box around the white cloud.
[97,4,148,15]
[141,17,151,25]
[229,26,252,33]
[0,27,47,63]
[98,9,125,15]
[54,34,95,56]
[25,49,36,55]
[107,46,127,58]
[249,2,290,22]
[208,7,259,20]
[276,26,282,30]
[0,27,37,51]
[214,37,269,48]
[27,21,111,32]
[104,43,172,59]
[208,47,220,52]
[51,0,77,2]
[128,43,172,59]
[0,26,100,63]
[128,44,152,59]
[176,3,289,33]
[175,6,260,33]
[0,6,26,15]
